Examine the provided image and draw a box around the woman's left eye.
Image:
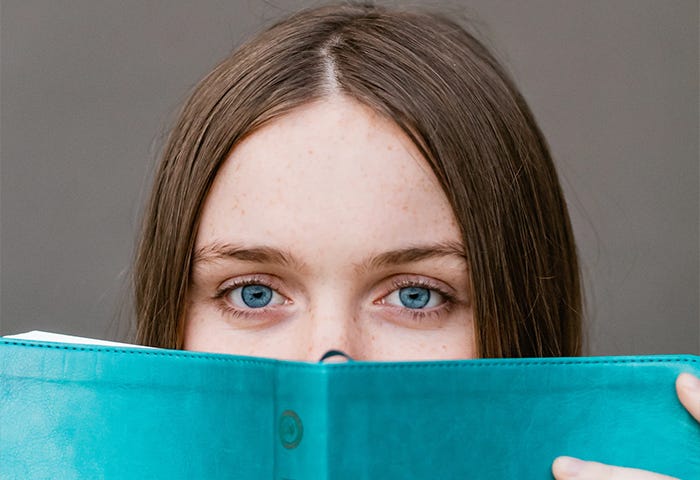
[226,284,286,309]
[383,286,444,309]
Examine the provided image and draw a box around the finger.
[552,456,678,480]
[676,373,700,422]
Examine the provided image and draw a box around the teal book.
[1,335,699,479]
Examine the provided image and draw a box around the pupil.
[241,285,273,308]
[399,287,430,309]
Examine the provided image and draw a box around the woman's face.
[184,96,475,361]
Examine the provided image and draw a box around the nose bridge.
[304,289,360,361]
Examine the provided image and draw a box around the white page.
[3,330,156,348]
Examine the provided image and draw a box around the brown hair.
[134,2,582,357]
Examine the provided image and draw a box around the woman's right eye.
[226,284,286,309]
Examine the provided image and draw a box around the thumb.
[552,457,678,480]
[676,373,700,422]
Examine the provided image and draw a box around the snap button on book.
[279,410,303,449]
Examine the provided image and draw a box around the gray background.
[1,0,698,355]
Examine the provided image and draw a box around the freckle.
[371,335,375,341]
[308,149,314,155]
[387,145,393,151]
[441,344,447,350]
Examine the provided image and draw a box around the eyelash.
[212,276,456,323]
[382,277,456,323]
[213,276,282,321]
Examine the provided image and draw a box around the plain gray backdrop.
[1,0,698,354]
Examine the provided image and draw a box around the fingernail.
[557,456,585,476]
[680,373,700,393]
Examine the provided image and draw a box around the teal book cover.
[1,337,699,479]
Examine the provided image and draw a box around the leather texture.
[1,338,699,479]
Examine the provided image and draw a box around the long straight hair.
[134,2,582,357]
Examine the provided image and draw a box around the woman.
[132,3,699,478]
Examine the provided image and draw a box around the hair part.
[134,2,582,357]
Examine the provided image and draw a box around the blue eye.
[384,285,443,310]
[226,284,285,309]
[241,285,272,308]
[398,287,431,309]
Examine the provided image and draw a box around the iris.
[398,287,431,309]
[241,285,273,308]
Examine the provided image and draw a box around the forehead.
[196,96,462,261]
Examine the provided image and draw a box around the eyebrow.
[357,241,467,272]
[193,243,307,270]
[192,241,467,272]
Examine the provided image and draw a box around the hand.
[551,373,700,479]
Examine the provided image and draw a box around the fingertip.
[676,372,700,423]
[552,456,585,478]
[676,372,700,394]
